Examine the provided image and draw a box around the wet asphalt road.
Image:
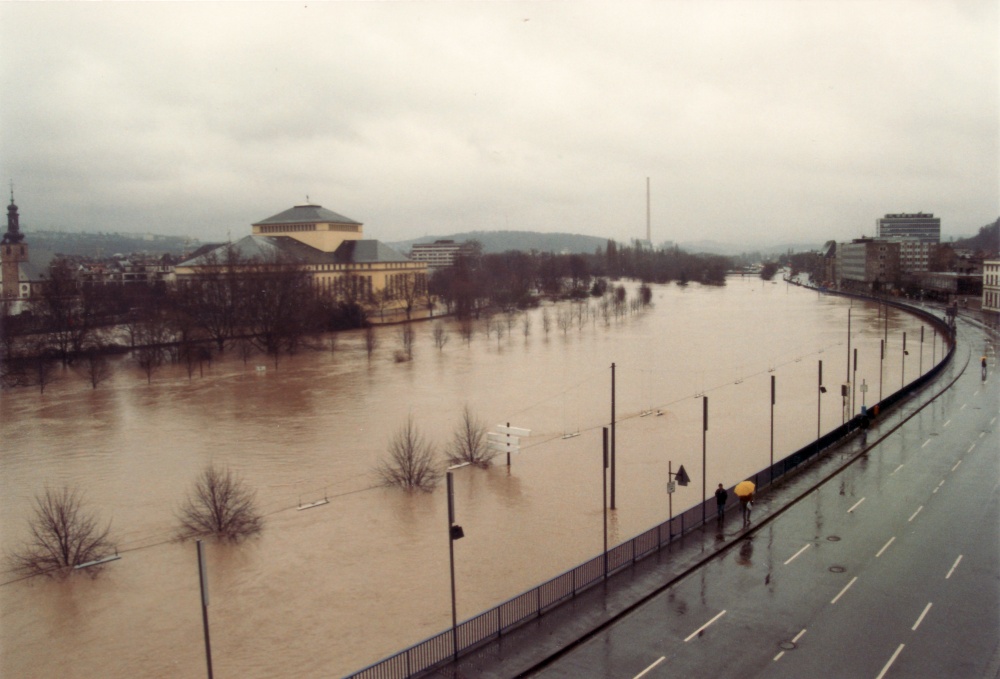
[531,320,999,679]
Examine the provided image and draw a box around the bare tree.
[521,312,532,338]
[8,487,117,577]
[78,345,113,389]
[447,405,492,468]
[177,465,263,542]
[399,323,415,361]
[364,324,378,360]
[542,307,552,335]
[557,308,572,335]
[375,416,442,491]
[459,319,474,345]
[432,322,449,350]
[492,317,505,346]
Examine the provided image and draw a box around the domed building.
[173,203,429,322]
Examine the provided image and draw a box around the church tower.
[2,185,29,301]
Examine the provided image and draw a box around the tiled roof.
[178,236,413,267]
[252,204,361,227]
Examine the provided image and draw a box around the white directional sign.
[496,424,531,437]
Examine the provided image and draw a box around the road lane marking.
[684,610,726,642]
[848,498,866,513]
[775,629,808,662]
[967,443,976,453]
[908,506,923,522]
[991,416,997,426]
[784,544,811,565]
[944,419,952,427]
[831,576,858,604]
[633,656,665,678]
[933,479,945,494]
[876,644,906,679]
[946,555,963,579]
[980,431,986,439]
[891,464,904,475]
[876,536,896,558]
[921,439,931,448]
[953,460,963,471]
[912,602,932,631]
[960,403,967,411]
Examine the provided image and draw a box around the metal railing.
[345,300,956,679]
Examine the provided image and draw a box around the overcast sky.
[1,1,997,249]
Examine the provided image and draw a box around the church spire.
[3,181,24,245]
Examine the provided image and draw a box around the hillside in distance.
[21,230,198,260]
[390,231,610,255]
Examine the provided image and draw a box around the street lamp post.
[852,348,858,418]
[196,540,214,679]
[879,339,884,402]
[919,326,925,375]
[901,331,908,388]
[446,470,465,661]
[770,375,775,484]
[817,360,826,444]
[602,427,608,579]
[701,396,708,525]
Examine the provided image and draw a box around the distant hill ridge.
[390,231,609,255]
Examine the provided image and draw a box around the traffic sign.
[496,424,531,437]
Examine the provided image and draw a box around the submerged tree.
[376,416,442,491]
[177,465,263,542]
[8,487,117,577]
[446,405,492,468]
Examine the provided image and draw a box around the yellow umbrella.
[734,481,755,498]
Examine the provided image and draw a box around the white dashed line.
[831,577,858,604]
[633,656,665,679]
[946,555,963,579]
[876,536,896,558]
[684,610,727,642]
[784,544,811,565]
[912,602,932,631]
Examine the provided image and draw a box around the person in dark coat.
[715,483,728,520]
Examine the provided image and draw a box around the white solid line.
[908,506,923,522]
[684,610,727,642]
[784,544,811,565]
[912,602,932,631]
[946,555,963,579]
[953,460,963,471]
[876,536,896,558]
[633,656,665,679]
[792,628,807,643]
[875,644,906,679]
[921,439,931,448]
[831,576,858,604]
[773,651,785,661]
[891,464,904,475]
[848,497,866,513]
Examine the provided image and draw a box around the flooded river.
[0,277,939,677]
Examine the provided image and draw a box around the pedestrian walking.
[715,483,728,521]
[982,355,988,381]
[740,492,754,526]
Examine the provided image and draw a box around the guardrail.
[345,297,956,679]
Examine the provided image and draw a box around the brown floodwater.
[0,277,938,677]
